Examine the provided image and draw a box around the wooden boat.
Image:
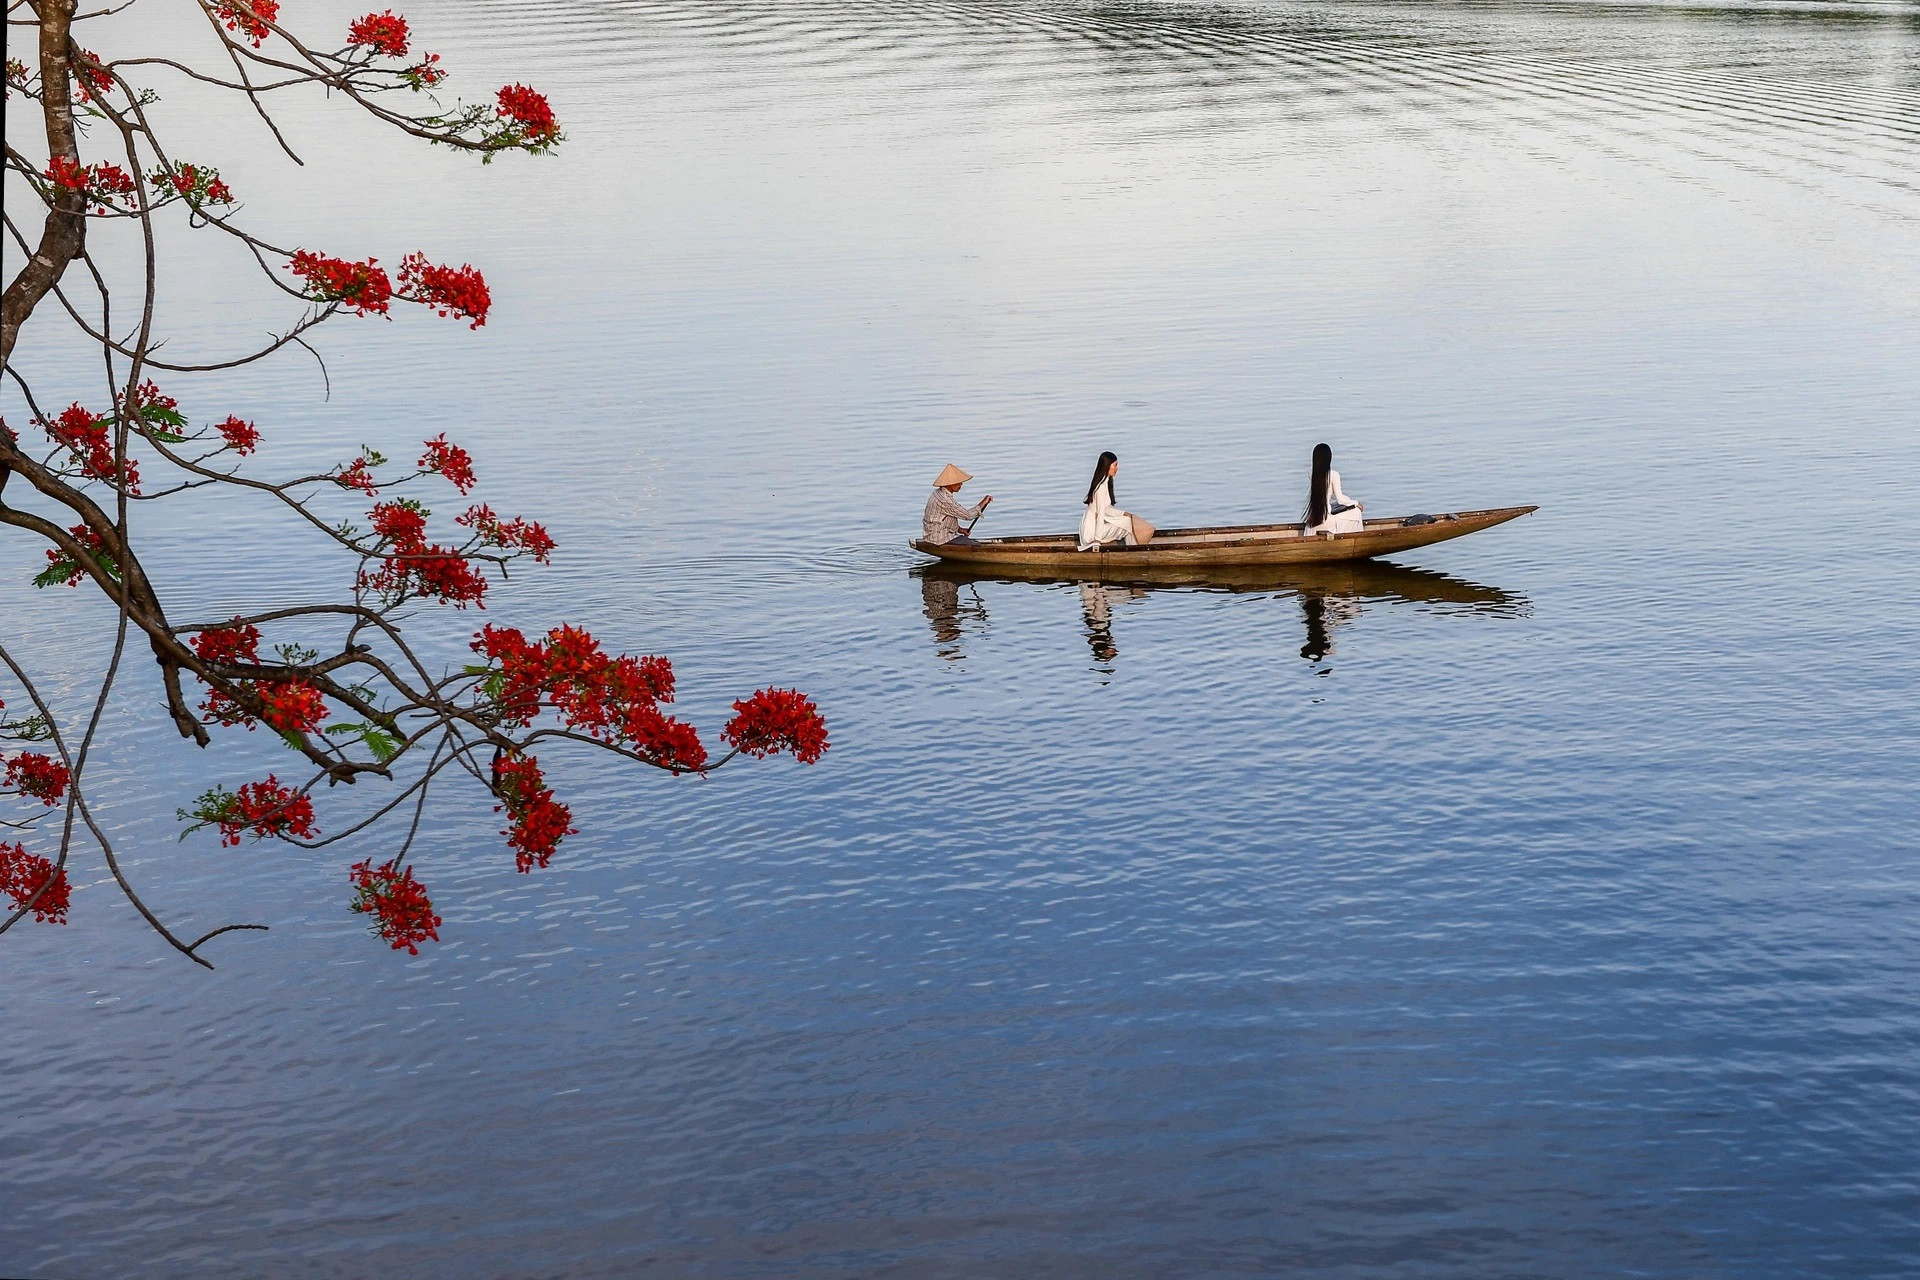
[911,505,1537,573]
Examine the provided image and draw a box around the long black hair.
[1304,442,1333,526]
[1084,451,1118,506]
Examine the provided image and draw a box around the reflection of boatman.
[919,574,989,661]
[922,463,993,545]
[923,577,963,644]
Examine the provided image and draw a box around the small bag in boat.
[1130,515,1155,545]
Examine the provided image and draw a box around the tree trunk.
[2,0,87,365]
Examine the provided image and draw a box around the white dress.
[1304,469,1364,536]
[1078,482,1136,551]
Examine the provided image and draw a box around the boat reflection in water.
[915,559,1528,671]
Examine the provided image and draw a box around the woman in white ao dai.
[1077,451,1137,551]
[1303,442,1364,536]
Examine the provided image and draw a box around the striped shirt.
[922,488,986,544]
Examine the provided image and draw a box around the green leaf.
[0,713,55,743]
[32,560,76,589]
[324,720,399,763]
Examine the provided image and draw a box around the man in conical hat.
[921,462,992,546]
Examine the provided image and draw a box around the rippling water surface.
[5,1,1920,1275]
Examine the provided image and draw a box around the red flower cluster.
[123,379,182,435]
[215,0,280,46]
[337,455,380,492]
[202,776,318,846]
[4,752,71,806]
[156,162,235,205]
[190,618,266,726]
[190,619,262,666]
[349,857,441,953]
[214,414,259,454]
[493,754,576,872]
[43,403,109,475]
[125,379,173,409]
[398,254,490,328]
[495,84,559,144]
[199,677,327,734]
[72,48,113,102]
[41,402,137,489]
[474,625,705,770]
[722,688,829,764]
[406,554,489,607]
[418,434,477,492]
[347,11,410,57]
[361,500,489,607]
[402,52,445,90]
[41,522,113,589]
[457,503,555,562]
[189,622,323,733]
[370,499,428,545]
[45,156,138,211]
[289,250,393,316]
[1,844,70,924]
[256,682,329,734]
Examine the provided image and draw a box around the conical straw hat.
[933,462,972,487]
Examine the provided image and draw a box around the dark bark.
[2,0,88,366]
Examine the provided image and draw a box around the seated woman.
[1303,442,1364,536]
[1077,451,1150,551]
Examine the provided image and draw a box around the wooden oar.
[961,496,994,539]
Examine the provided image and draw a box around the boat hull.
[912,505,1537,573]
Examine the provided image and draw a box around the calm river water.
[5,0,1920,1276]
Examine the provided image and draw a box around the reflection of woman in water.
[1077,452,1138,551]
[1078,582,1119,662]
[1303,442,1364,536]
[1298,591,1363,663]
[1077,582,1149,664]
[1300,594,1332,662]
